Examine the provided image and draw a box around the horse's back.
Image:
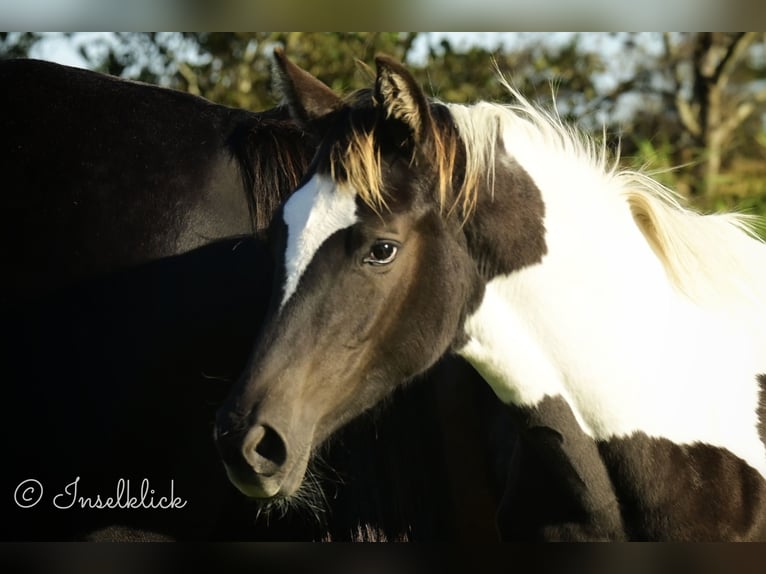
[0,60,272,539]
[1,58,257,297]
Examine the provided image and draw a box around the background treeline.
[4,32,766,228]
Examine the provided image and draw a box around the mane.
[230,106,313,231]
[332,77,615,220]
[450,78,766,311]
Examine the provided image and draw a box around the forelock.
[318,99,479,223]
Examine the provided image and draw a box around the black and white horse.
[1,58,504,541]
[216,50,766,541]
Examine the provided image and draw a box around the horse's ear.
[374,54,432,141]
[272,47,342,125]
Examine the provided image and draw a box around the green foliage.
[412,33,605,115]
[627,137,682,188]
[184,32,418,110]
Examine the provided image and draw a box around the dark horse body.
[1,59,505,541]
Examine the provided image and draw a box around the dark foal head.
[215,51,496,500]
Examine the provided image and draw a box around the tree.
[663,33,766,198]
[609,33,766,204]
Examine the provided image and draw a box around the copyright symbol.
[14,479,43,508]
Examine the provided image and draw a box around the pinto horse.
[1,58,504,541]
[215,50,766,541]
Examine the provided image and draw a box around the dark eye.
[363,240,399,266]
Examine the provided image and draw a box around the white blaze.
[281,174,358,309]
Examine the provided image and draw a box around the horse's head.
[215,50,544,500]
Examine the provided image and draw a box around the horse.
[215,49,766,541]
[0,58,505,541]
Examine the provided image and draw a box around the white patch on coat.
[456,108,766,478]
[281,174,358,308]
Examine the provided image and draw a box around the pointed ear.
[374,54,432,141]
[272,47,342,126]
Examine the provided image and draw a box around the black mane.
[228,106,313,232]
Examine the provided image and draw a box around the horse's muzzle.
[214,409,308,499]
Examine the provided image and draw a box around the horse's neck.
[457,149,766,476]
[459,170,676,423]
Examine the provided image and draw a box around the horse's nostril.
[253,425,287,466]
[243,424,287,475]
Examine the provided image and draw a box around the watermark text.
[13,477,187,510]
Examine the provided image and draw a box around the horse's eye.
[364,241,399,266]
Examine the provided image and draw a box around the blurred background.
[3,31,765,226]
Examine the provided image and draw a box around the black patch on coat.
[496,396,626,541]
[598,433,766,541]
[496,394,766,541]
[463,151,547,280]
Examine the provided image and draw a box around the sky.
[29,32,113,68]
